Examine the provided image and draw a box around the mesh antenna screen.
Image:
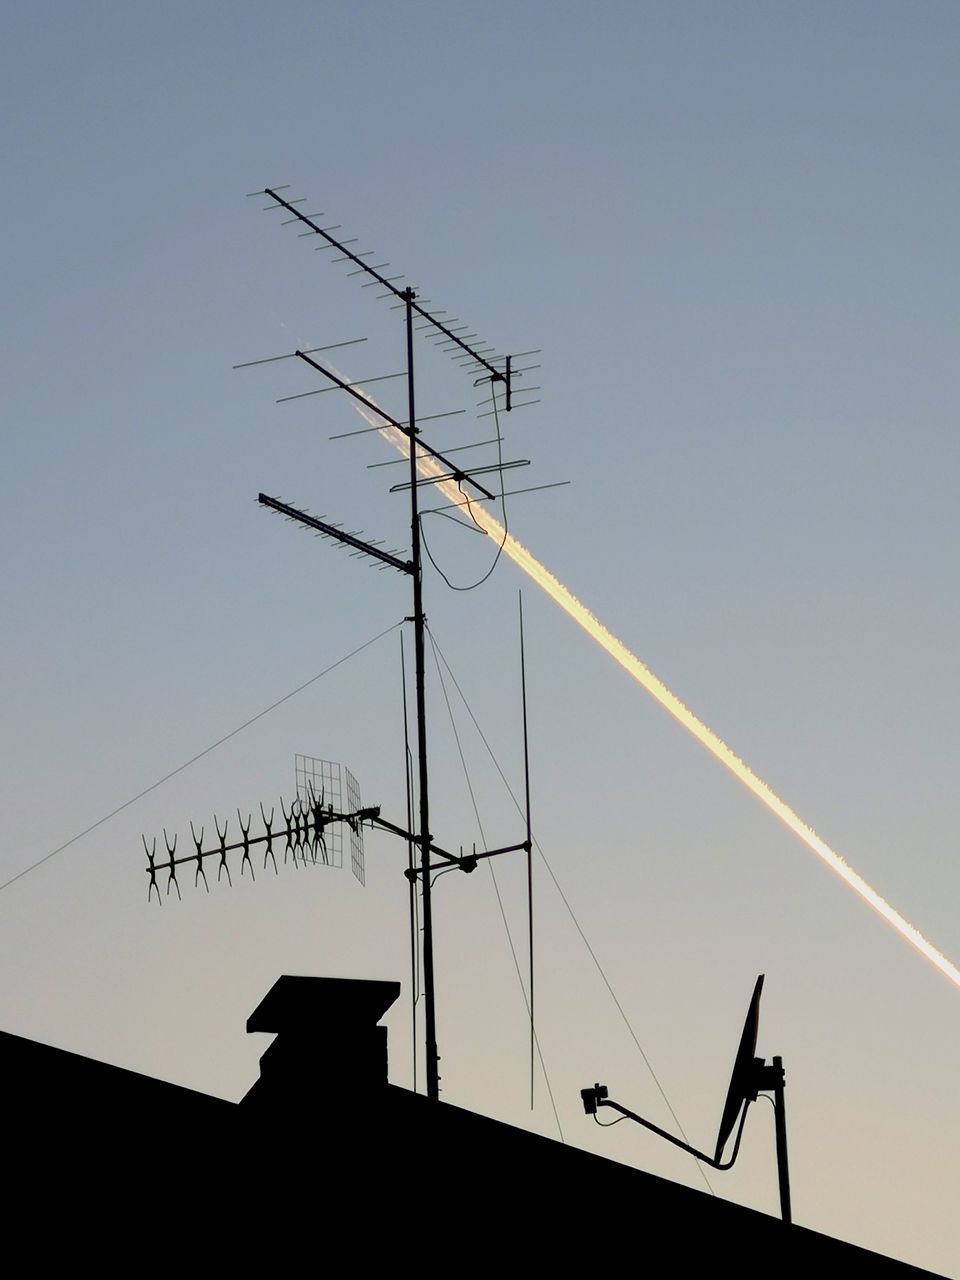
[294,755,365,885]
[343,765,365,886]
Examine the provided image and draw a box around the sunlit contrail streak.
[352,395,960,993]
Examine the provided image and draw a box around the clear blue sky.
[2,4,958,1272]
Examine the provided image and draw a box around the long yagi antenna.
[145,783,380,898]
[256,188,518,402]
[258,494,413,574]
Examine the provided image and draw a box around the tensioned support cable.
[426,625,563,1143]
[0,622,402,898]
[425,626,715,1195]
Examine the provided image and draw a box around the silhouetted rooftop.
[0,976,943,1277]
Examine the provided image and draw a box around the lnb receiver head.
[580,1082,608,1115]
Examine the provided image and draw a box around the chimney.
[240,975,400,1107]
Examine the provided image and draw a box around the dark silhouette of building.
[1,976,943,1275]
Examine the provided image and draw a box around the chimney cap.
[247,975,401,1035]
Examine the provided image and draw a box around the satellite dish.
[582,971,791,1222]
[714,974,764,1163]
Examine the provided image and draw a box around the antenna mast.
[141,186,554,1111]
[242,185,550,1104]
[402,284,442,1100]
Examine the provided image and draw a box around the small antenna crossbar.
[388,459,529,494]
[285,350,497,501]
[364,812,528,876]
[422,480,570,515]
[330,409,467,442]
[232,338,368,370]
[276,370,406,404]
[367,437,502,469]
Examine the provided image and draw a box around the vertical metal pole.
[404,287,440,1102]
[400,631,418,1094]
[519,591,534,1109]
[773,1056,792,1225]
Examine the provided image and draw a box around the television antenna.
[142,766,375,899]
[144,185,559,1106]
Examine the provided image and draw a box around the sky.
[2,2,958,1273]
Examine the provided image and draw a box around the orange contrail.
[355,397,960,992]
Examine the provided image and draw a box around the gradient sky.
[2,4,958,1273]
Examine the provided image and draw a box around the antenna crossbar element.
[330,408,467,442]
[232,338,368,370]
[292,350,404,425]
[388,459,529,494]
[258,494,413,574]
[369,812,530,877]
[418,840,529,875]
[276,371,405,403]
[367,437,503,469]
[370,815,461,868]
[421,480,571,515]
[290,351,496,500]
[260,188,513,399]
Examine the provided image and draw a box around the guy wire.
[426,626,716,1195]
[0,622,402,897]
[426,624,564,1143]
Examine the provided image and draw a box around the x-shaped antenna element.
[260,803,278,875]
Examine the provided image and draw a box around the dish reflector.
[714,974,764,1163]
